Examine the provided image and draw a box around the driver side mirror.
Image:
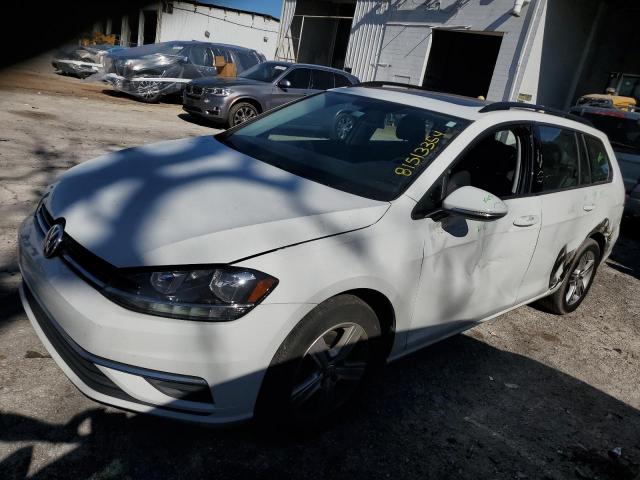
[442,186,508,221]
[278,79,292,89]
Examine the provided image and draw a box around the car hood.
[46,136,389,267]
[190,76,267,88]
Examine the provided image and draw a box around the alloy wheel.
[290,322,369,417]
[233,106,257,125]
[136,80,161,100]
[566,250,596,306]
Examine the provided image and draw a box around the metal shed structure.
[274,0,640,108]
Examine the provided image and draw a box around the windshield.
[219,91,470,201]
[239,62,291,82]
[582,111,640,153]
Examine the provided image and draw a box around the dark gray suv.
[182,61,359,127]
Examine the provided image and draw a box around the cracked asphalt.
[1,56,639,480]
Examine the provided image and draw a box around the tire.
[538,239,600,314]
[227,102,259,127]
[256,294,382,428]
[134,78,162,103]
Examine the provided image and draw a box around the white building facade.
[100,1,280,60]
[275,0,640,108]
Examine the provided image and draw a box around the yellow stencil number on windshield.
[394,130,444,177]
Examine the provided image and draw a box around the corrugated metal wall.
[344,0,389,81]
[274,0,297,61]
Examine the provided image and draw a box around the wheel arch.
[549,219,612,289]
[339,288,396,361]
[230,96,263,113]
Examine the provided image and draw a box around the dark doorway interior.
[422,30,503,98]
[290,0,356,68]
[143,10,158,45]
[128,11,140,47]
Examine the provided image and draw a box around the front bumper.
[103,73,186,98]
[182,91,231,121]
[18,214,311,424]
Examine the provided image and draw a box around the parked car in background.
[182,61,359,127]
[19,85,624,426]
[571,105,640,215]
[101,41,266,103]
[52,44,125,78]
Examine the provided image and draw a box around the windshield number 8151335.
[395,130,444,177]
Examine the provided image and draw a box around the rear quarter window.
[584,135,611,183]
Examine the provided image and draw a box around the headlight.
[205,87,231,96]
[104,266,278,321]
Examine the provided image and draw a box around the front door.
[270,68,312,108]
[407,125,542,348]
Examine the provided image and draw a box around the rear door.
[517,125,602,301]
[270,67,312,107]
[309,69,335,93]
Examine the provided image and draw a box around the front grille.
[36,204,117,287]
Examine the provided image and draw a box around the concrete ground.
[1,58,639,480]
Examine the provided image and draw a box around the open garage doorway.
[422,30,503,98]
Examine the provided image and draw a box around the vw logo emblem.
[43,224,64,258]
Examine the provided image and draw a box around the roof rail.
[479,101,592,126]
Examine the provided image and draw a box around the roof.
[177,0,280,22]
[344,86,488,120]
[342,85,606,136]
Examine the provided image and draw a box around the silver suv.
[182,61,359,127]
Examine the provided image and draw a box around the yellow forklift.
[576,72,639,111]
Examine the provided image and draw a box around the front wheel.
[256,295,382,428]
[228,102,259,127]
[538,239,600,314]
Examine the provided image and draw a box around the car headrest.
[396,115,426,143]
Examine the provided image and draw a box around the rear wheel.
[256,295,382,428]
[538,239,600,314]
[228,102,258,127]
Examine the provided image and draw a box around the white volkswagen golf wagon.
[19,82,625,425]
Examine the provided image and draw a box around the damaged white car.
[99,41,265,102]
[52,43,125,78]
[19,83,625,426]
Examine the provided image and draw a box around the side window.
[534,126,580,192]
[283,68,311,89]
[334,73,351,87]
[211,47,233,64]
[584,135,611,183]
[311,70,334,90]
[188,45,210,66]
[234,50,260,71]
[445,127,525,199]
[421,126,529,212]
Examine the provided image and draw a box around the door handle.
[583,204,596,212]
[513,215,539,227]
